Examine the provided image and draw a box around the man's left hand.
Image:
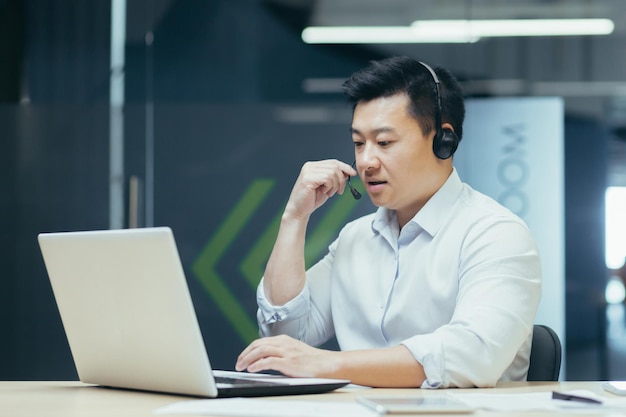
[235,334,339,378]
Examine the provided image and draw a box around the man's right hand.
[284,159,356,220]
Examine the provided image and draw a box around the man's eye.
[353,142,364,148]
[378,141,390,146]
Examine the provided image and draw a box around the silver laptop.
[38,227,349,397]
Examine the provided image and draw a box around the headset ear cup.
[433,128,459,160]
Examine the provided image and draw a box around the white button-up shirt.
[257,169,542,388]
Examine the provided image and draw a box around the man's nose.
[359,144,380,171]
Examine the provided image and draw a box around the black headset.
[418,61,459,160]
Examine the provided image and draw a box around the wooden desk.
[0,381,616,416]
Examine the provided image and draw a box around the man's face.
[351,93,448,225]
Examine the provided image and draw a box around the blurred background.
[1,0,626,381]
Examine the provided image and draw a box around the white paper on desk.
[449,390,626,412]
[153,398,378,417]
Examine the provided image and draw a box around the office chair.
[527,324,562,381]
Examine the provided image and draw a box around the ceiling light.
[301,18,614,44]
[411,19,615,38]
[301,26,479,44]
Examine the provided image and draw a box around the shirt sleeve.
[256,278,310,338]
[402,218,542,388]
[256,239,338,346]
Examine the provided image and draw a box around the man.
[236,56,542,388]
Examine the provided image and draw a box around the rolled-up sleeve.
[256,241,338,346]
[257,280,310,338]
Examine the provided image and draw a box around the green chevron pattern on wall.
[192,178,363,343]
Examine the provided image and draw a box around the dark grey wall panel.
[564,115,609,379]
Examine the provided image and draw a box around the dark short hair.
[342,56,465,141]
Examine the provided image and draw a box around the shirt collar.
[371,168,463,238]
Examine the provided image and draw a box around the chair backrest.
[527,324,562,381]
